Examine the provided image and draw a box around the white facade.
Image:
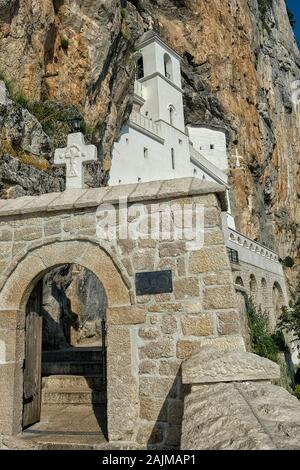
[110,31,229,192]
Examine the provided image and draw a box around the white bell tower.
[136,31,185,132]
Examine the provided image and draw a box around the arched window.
[136,56,144,80]
[250,274,257,296]
[168,105,175,126]
[235,276,244,287]
[164,53,173,81]
[272,282,284,318]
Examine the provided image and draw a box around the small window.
[118,179,122,183]
[210,144,214,150]
[136,56,144,80]
[169,106,175,126]
[179,139,182,145]
[164,53,173,81]
[193,168,197,175]
[126,138,129,144]
[199,146,202,150]
[138,177,141,182]
[145,111,149,116]
[143,147,149,159]
[202,175,206,180]
[171,148,175,170]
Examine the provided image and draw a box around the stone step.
[42,361,103,376]
[42,347,103,363]
[42,389,106,405]
[42,375,105,392]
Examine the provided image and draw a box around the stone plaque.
[135,270,173,296]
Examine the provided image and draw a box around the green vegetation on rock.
[246,296,286,362]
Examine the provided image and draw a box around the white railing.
[134,81,146,100]
[130,111,163,139]
[189,143,228,185]
[227,227,279,263]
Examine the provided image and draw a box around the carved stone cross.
[54,133,97,189]
[232,148,244,168]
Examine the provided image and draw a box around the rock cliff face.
[0,0,299,277]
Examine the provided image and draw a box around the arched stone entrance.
[0,239,139,442]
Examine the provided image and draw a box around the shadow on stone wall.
[147,370,191,450]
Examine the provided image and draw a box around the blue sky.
[286,0,300,43]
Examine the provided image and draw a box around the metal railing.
[227,247,239,264]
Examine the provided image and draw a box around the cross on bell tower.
[54,133,97,189]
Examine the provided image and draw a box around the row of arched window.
[235,275,284,317]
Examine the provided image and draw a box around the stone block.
[136,421,165,446]
[204,228,224,245]
[129,180,163,202]
[117,239,137,256]
[203,271,233,286]
[159,241,185,258]
[203,286,238,310]
[44,219,61,237]
[217,311,241,335]
[161,314,178,335]
[62,213,96,233]
[182,348,280,384]
[138,326,161,340]
[74,187,111,208]
[20,192,60,214]
[0,228,12,242]
[140,398,167,422]
[189,246,230,274]
[102,183,137,204]
[159,178,193,198]
[0,242,12,259]
[174,277,199,299]
[139,360,158,375]
[14,226,43,242]
[140,338,175,360]
[132,250,156,271]
[168,399,184,425]
[47,189,87,211]
[108,306,146,325]
[159,359,181,376]
[204,207,221,227]
[181,314,214,337]
[176,257,186,276]
[164,425,181,447]
[176,340,202,359]
[0,196,34,216]
[139,376,175,398]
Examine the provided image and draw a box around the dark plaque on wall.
[135,270,173,296]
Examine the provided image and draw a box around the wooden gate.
[22,280,43,429]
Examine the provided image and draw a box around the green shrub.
[61,37,69,50]
[120,8,126,19]
[295,385,300,400]
[246,296,279,362]
[271,330,288,352]
[282,256,295,268]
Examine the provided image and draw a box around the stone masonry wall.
[0,178,241,448]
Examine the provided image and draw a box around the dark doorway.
[22,264,108,445]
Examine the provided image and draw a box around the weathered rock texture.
[0,0,299,282]
[181,342,300,450]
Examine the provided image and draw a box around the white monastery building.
[110,31,235,227]
[110,31,292,352]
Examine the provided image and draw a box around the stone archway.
[0,239,140,442]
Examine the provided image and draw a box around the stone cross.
[232,148,244,168]
[54,133,97,189]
